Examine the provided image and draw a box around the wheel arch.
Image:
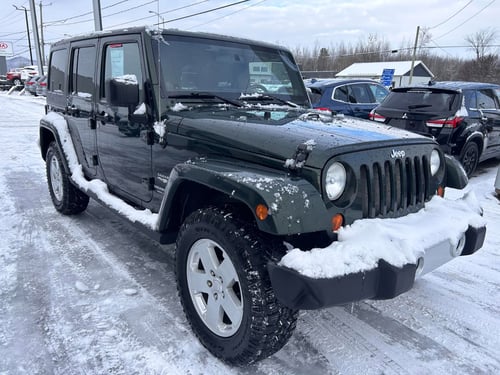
[157,161,329,237]
[39,120,71,176]
[461,131,484,157]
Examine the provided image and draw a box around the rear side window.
[70,46,96,98]
[49,49,67,93]
[102,42,143,100]
[476,89,498,109]
[368,84,389,103]
[382,90,459,113]
[333,86,349,102]
[348,84,373,104]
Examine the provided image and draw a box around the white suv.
[20,65,47,82]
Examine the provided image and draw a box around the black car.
[306,78,389,119]
[370,81,500,176]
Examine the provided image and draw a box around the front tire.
[46,142,89,215]
[175,207,298,365]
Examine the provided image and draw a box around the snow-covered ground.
[0,91,499,374]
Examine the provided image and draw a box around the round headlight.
[325,162,347,200]
[430,149,441,176]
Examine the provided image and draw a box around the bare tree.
[465,28,498,60]
[464,28,499,82]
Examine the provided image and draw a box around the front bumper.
[268,225,486,310]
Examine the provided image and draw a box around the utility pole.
[13,5,33,65]
[408,26,420,85]
[92,0,103,31]
[38,1,51,68]
[28,0,43,75]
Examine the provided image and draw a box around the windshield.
[382,89,460,113]
[152,33,310,108]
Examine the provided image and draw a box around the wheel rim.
[186,238,243,337]
[49,154,64,202]
[462,145,478,175]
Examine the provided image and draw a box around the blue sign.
[381,68,395,87]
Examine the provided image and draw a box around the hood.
[175,109,432,169]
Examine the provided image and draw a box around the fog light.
[451,233,466,257]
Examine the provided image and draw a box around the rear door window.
[476,89,498,110]
[347,84,374,104]
[333,85,349,102]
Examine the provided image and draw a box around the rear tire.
[46,142,89,215]
[175,207,298,365]
[460,142,479,177]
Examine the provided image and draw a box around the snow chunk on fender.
[279,188,485,279]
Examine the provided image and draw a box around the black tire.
[460,142,479,177]
[13,78,22,86]
[175,207,298,365]
[46,142,89,215]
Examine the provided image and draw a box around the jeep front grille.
[359,156,431,218]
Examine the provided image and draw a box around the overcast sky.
[1,0,499,61]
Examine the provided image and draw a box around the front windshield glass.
[153,33,310,108]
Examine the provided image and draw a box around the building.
[335,60,434,88]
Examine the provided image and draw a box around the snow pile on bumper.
[279,189,485,279]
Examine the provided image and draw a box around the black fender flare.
[39,116,72,176]
[156,160,330,236]
[444,154,468,189]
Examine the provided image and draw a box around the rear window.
[382,89,459,113]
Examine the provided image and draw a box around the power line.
[44,0,129,25]
[161,0,250,25]
[429,0,473,29]
[105,0,210,29]
[432,0,496,41]
[46,0,158,27]
[187,0,267,30]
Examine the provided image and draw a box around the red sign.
[0,41,13,56]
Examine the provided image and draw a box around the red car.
[6,68,23,86]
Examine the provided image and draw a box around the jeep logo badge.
[391,149,406,158]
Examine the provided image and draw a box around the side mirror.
[107,76,139,107]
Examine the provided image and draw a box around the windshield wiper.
[407,104,433,110]
[240,93,299,108]
[168,92,243,107]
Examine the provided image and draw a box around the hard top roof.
[50,26,290,52]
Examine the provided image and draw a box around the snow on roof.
[336,61,433,77]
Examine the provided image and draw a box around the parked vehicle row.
[304,76,499,176]
[5,65,47,86]
[369,81,500,176]
[24,75,47,96]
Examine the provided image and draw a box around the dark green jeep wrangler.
[39,27,486,365]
